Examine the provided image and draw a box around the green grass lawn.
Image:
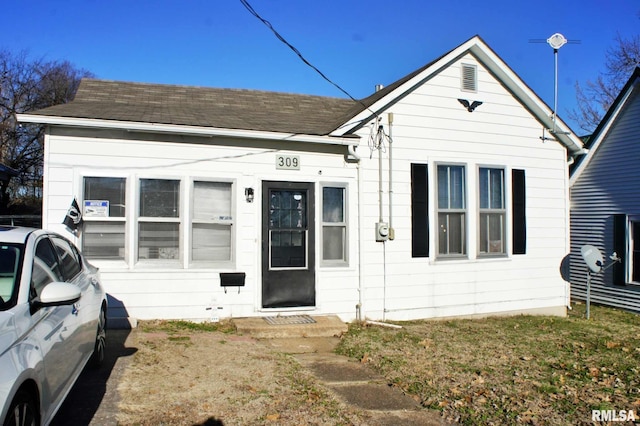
[336,303,640,425]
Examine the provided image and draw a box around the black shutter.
[612,214,627,285]
[411,163,429,257]
[512,169,526,255]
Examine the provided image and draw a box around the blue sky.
[4,1,639,132]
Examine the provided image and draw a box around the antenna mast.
[529,33,579,135]
[547,33,567,133]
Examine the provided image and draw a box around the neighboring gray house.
[569,67,640,312]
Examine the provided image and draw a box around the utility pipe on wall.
[387,112,394,240]
[347,145,364,321]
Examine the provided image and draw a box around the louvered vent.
[461,64,477,92]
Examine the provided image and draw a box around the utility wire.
[238,0,375,118]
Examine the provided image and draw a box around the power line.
[238,0,374,117]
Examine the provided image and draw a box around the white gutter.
[16,114,360,147]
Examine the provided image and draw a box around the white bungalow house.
[18,36,585,326]
[569,67,640,312]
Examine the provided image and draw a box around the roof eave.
[569,68,640,186]
[16,114,360,146]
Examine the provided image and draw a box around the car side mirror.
[35,282,81,307]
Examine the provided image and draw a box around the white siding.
[42,54,572,323]
[44,128,360,322]
[353,54,570,321]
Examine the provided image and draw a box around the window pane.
[271,230,306,267]
[32,239,64,297]
[83,222,125,259]
[449,166,465,209]
[51,237,82,279]
[438,165,465,209]
[480,168,505,209]
[438,166,448,208]
[323,226,345,260]
[438,213,465,255]
[480,213,505,254]
[479,168,489,209]
[323,187,344,223]
[193,181,231,221]
[138,222,179,259]
[192,224,231,262]
[0,245,20,302]
[269,191,306,229]
[490,169,504,209]
[140,179,180,217]
[84,177,126,217]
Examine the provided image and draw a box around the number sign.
[276,155,300,170]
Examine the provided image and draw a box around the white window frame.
[136,177,182,267]
[320,183,349,267]
[81,175,128,265]
[189,179,235,268]
[477,166,507,257]
[436,163,467,258]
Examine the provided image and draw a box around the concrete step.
[233,314,348,338]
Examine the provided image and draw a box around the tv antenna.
[529,33,580,134]
[580,244,621,319]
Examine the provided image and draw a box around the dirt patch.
[116,321,366,425]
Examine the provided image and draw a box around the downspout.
[388,113,394,239]
[563,147,572,311]
[347,145,363,321]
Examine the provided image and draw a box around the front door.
[262,181,315,308]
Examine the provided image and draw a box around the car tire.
[3,389,39,426]
[91,306,107,368]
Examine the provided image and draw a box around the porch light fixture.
[245,187,254,203]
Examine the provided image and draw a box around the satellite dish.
[581,244,604,273]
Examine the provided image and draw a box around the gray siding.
[570,86,640,312]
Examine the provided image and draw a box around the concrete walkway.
[244,316,449,426]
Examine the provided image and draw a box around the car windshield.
[0,244,22,310]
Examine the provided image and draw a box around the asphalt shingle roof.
[33,79,361,136]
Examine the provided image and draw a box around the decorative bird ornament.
[457,99,483,112]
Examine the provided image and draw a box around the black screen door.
[262,181,315,308]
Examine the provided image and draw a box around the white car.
[0,227,107,426]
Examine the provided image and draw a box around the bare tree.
[569,33,640,134]
[0,50,93,214]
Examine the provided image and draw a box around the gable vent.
[461,64,477,92]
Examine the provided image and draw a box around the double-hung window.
[138,179,181,262]
[437,164,466,256]
[321,185,348,265]
[478,167,506,255]
[191,181,233,266]
[82,177,126,260]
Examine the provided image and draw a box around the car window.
[51,236,82,280]
[0,244,21,307]
[31,238,64,299]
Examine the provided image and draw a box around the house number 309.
[276,155,300,170]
